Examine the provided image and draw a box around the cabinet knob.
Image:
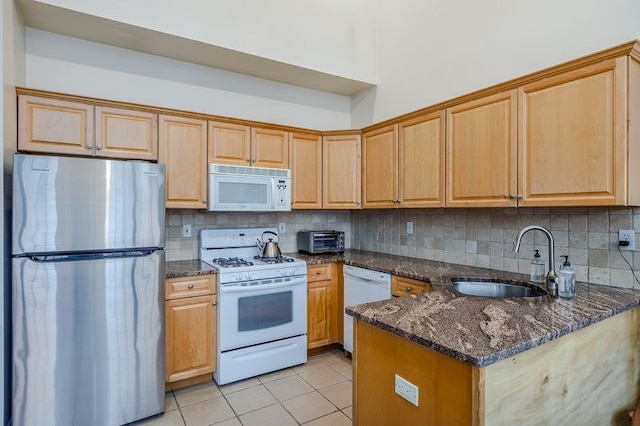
[516,194,523,200]
[86,143,93,150]
[316,270,322,275]
[96,144,102,151]
[203,199,207,204]
[252,158,257,163]
[356,201,361,205]
[212,301,217,306]
[508,194,515,199]
[405,286,413,292]
[188,284,194,289]
[246,158,251,163]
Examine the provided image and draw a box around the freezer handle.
[27,248,162,262]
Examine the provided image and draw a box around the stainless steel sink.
[451,279,547,298]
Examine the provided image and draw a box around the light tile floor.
[132,349,352,426]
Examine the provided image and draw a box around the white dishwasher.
[343,265,391,353]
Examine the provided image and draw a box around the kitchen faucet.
[513,225,559,296]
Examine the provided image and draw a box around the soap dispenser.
[530,249,545,284]
[558,255,576,299]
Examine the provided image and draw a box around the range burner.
[254,255,297,264]
[211,257,254,268]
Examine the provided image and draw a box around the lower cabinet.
[307,263,342,349]
[391,275,432,297]
[165,275,217,385]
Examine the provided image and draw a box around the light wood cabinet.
[307,263,342,349]
[518,57,629,206]
[95,106,158,160]
[323,134,361,209]
[362,125,397,208]
[165,275,216,385]
[159,115,208,209]
[399,111,446,208]
[391,275,432,297]
[362,112,445,209]
[208,121,288,169]
[446,90,518,207]
[18,95,94,156]
[290,133,323,209]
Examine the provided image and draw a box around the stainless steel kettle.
[256,231,282,258]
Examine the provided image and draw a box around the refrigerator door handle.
[29,249,162,262]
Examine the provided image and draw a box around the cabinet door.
[362,125,397,208]
[165,294,216,383]
[251,127,289,169]
[323,134,362,209]
[446,90,517,207]
[208,121,251,166]
[159,115,208,209]
[307,279,333,349]
[518,58,627,206]
[399,111,446,208]
[290,133,322,209]
[18,95,94,156]
[95,107,158,160]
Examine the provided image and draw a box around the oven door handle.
[220,279,306,293]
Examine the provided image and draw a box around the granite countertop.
[328,250,640,368]
[165,260,217,279]
[167,250,640,368]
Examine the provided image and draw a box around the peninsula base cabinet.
[307,263,343,349]
[165,275,217,389]
[353,308,640,425]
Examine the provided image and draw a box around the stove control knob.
[288,269,295,276]
[245,273,253,281]
[280,269,287,276]
[235,273,243,281]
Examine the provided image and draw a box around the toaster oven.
[297,230,345,254]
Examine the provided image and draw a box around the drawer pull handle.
[405,286,413,292]
[188,284,194,289]
[316,270,322,275]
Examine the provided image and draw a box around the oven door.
[208,174,275,211]
[218,276,307,351]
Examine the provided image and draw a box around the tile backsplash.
[166,207,640,290]
[351,207,640,289]
[165,210,351,261]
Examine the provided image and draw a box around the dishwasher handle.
[343,266,389,282]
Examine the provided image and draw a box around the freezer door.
[13,154,165,255]
[12,250,165,426]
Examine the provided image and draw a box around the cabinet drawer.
[392,275,431,297]
[165,275,216,300]
[307,264,332,282]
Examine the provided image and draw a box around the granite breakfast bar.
[298,250,640,426]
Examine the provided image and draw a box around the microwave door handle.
[220,279,305,293]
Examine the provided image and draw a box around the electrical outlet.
[406,221,414,235]
[619,230,636,251]
[278,222,286,233]
[182,224,192,238]
[395,374,419,406]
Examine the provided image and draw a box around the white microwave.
[208,164,292,211]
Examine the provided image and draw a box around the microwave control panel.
[275,178,291,210]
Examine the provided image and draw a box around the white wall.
[25,29,352,130]
[27,0,377,84]
[352,0,640,127]
[2,0,25,423]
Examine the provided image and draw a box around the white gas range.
[200,228,308,385]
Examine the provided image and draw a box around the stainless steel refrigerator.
[11,154,166,426]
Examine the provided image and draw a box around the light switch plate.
[182,224,192,238]
[406,222,414,235]
[278,222,286,233]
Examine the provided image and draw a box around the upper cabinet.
[208,121,288,169]
[518,58,628,206]
[399,112,446,208]
[290,133,323,209]
[362,112,445,209]
[19,95,94,156]
[18,95,158,160]
[323,134,361,209]
[446,90,518,208]
[362,125,397,208]
[95,107,158,160]
[159,115,208,209]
